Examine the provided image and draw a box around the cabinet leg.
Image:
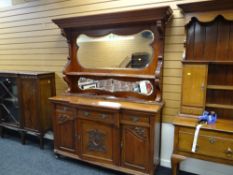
[20,131,26,145]
[39,134,44,149]
[0,126,4,138]
[171,154,186,175]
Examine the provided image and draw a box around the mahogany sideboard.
[50,95,163,175]
[50,6,172,175]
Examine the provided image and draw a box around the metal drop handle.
[84,111,90,117]
[225,147,233,157]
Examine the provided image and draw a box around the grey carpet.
[0,132,196,175]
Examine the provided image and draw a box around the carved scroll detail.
[132,127,146,139]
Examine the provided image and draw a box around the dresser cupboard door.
[121,125,149,172]
[54,106,76,153]
[181,64,208,114]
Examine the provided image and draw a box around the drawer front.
[55,105,75,123]
[178,127,233,160]
[121,113,150,125]
[79,110,114,123]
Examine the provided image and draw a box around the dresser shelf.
[207,85,233,91]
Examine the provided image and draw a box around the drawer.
[56,105,74,115]
[178,127,233,160]
[78,109,114,123]
[121,113,150,124]
[55,105,75,123]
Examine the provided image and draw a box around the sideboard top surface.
[173,116,233,134]
[49,95,163,113]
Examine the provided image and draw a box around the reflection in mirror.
[77,30,154,69]
[78,77,153,96]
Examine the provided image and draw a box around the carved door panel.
[54,105,76,153]
[121,125,150,172]
[78,119,117,164]
[181,64,207,114]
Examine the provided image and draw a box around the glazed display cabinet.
[0,71,56,148]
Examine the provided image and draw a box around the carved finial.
[156,20,164,35]
[63,76,71,93]
[61,29,66,37]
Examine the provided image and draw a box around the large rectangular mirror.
[77,30,154,69]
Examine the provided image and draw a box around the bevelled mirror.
[77,30,154,69]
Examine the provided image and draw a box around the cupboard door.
[20,77,38,131]
[79,119,117,164]
[121,125,149,172]
[54,106,76,153]
[182,64,208,108]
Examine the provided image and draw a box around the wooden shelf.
[182,60,233,64]
[207,85,233,91]
[206,103,233,110]
[66,72,155,79]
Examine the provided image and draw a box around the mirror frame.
[52,7,172,102]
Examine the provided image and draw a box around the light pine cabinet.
[172,1,233,175]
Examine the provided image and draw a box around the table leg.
[171,154,186,175]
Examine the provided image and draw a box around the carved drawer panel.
[78,110,114,124]
[121,112,150,125]
[55,105,75,124]
[178,127,233,160]
[56,105,74,115]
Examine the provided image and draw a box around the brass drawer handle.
[195,145,199,152]
[58,114,69,123]
[209,137,216,144]
[84,111,90,117]
[225,147,233,157]
[63,107,67,111]
[131,116,139,122]
[100,114,108,119]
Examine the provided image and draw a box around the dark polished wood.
[177,0,233,13]
[50,95,162,175]
[52,7,172,31]
[52,6,172,102]
[50,6,171,175]
[172,1,233,175]
[0,71,56,148]
[185,16,233,61]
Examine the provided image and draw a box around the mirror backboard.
[77,30,154,69]
[78,77,153,96]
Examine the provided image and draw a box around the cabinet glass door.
[0,77,20,126]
